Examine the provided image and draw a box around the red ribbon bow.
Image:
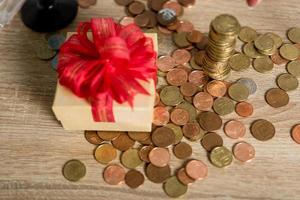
[57,18,157,122]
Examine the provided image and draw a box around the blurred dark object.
[21,0,78,32]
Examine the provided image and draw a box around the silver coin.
[237,78,257,95]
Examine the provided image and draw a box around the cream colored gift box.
[52,33,157,131]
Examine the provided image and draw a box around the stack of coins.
[203,14,240,80]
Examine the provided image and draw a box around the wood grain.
[1,0,300,199]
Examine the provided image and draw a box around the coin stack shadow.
[203,14,240,80]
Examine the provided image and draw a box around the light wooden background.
[1,0,300,199]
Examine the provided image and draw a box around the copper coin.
[125,169,145,189]
[235,102,254,117]
[251,119,275,141]
[186,30,203,43]
[176,20,194,32]
[146,163,171,183]
[163,1,183,16]
[177,0,196,7]
[145,10,158,28]
[198,111,222,132]
[128,131,150,142]
[94,143,117,164]
[152,127,175,147]
[224,120,246,139]
[128,1,145,15]
[134,12,150,27]
[115,0,133,6]
[233,142,255,163]
[120,16,135,26]
[291,124,300,144]
[173,142,192,159]
[155,91,160,106]
[196,35,208,50]
[193,92,213,111]
[188,70,208,87]
[157,55,176,72]
[201,132,223,151]
[177,168,195,185]
[85,130,103,145]
[206,80,227,97]
[180,82,198,97]
[139,145,154,162]
[194,50,205,66]
[170,108,190,126]
[265,88,289,108]
[97,131,121,141]
[103,164,125,185]
[166,68,188,86]
[177,65,192,74]
[172,49,191,65]
[149,0,167,11]
[153,106,170,126]
[112,133,135,151]
[271,51,289,65]
[185,160,208,180]
[78,0,96,8]
[149,147,170,167]
[182,122,205,141]
[159,26,173,35]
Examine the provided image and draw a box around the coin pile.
[202,14,240,80]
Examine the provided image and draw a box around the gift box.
[52,18,157,131]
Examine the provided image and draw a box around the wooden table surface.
[1,0,300,199]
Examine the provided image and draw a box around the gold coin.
[128,131,150,142]
[253,57,274,73]
[94,143,117,164]
[238,26,257,43]
[176,101,197,122]
[228,83,250,102]
[209,146,233,168]
[287,27,300,44]
[165,123,183,144]
[254,34,274,52]
[173,32,192,48]
[213,97,235,116]
[211,14,240,35]
[160,86,184,106]
[121,148,143,169]
[62,159,86,182]
[276,73,299,91]
[163,176,188,198]
[287,60,300,77]
[228,53,251,71]
[279,44,300,61]
[265,32,283,49]
[243,42,264,58]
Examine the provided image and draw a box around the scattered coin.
[160,86,184,106]
[149,147,170,167]
[251,119,275,141]
[112,133,135,151]
[276,73,299,91]
[163,1,183,16]
[291,124,300,144]
[163,176,188,198]
[94,143,117,164]
[182,122,205,141]
[170,108,189,125]
[271,51,289,65]
[235,101,254,117]
[287,27,300,44]
[176,101,197,122]
[213,97,235,116]
[228,53,251,71]
[177,168,195,185]
[172,49,191,65]
[121,148,143,169]
[173,142,192,159]
[125,169,145,189]
[153,106,170,126]
[165,123,183,144]
[48,34,66,50]
[206,80,227,97]
[152,127,175,147]
[279,44,300,61]
[253,56,274,73]
[84,130,103,145]
[287,60,300,77]
[62,159,86,182]
[238,26,257,43]
[201,132,223,151]
[146,163,171,183]
[243,42,264,58]
[180,82,198,97]
[128,131,150,142]
[228,83,250,102]
[97,131,121,141]
[173,32,192,48]
[138,145,153,163]
[120,16,135,26]
[198,111,222,132]
[209,146,233,168]
[103,164,125,185]
[265,88,289,108]
[128,1,145,15]
[186,30,204,43]
[35,42,56,60]
[166,68,188,86]
[224,120,246,139]
[78,0,97,8]
[193,92,214,111]
[185,160,208,180]
[233,142,255,163]
[237,78,257,95]
[157,56,176,72]
[114,0,133,6]
[265,32,283,49]
[254,34,274,53]
[188,70,208,86]
[176,20,194,32]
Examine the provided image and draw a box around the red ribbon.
[57,18,157,122]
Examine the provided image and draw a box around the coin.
[149,0,167,11]
[211,14,240,36]
[165,123,183,144]
[35,42,56,60]
[166,68,188,86]
[146,163,171,183]
[209,146,233,168]
[206,80,227,97]
[265,32,283,49]
[213,97,235,116]
[228,83,250,102]
[172,49,191,65]
[198,111,222,131]
[195,35,208,50]
[291,124,300,144]
[163,176,188,198]
[114,0,133,6]
[236,78,257,95]
[62,159,86,182]
[238,26,257,43]
[224,120,246,139]
[157,56,176,72]
[94,143,117,164]
[176,101,197,122]
[152,127,175,147]
[253,56,274,73]
[170,108,189,125]
[194,50,205,66]
[287,27,300,44]
[265,88,289,108]
[287,60,300,77]
[250,119,275,141]
[243,42,264,58]
[185,160,208,180]
[177,168,195,185]
[128,131,150,142]
[186,30,204,43]
[128,1,145,15]
[125,169,145,189]
[182,122,205,141]
[254,34,274,52]
[97,131,121,141]
[201,132,223,151]
[85,130,103,145]
[103,164,125,185]
[121,148,143,169]
[271,51,289,65]
[188,70,208,87]
[276,73,299,91]
[149,147,170,167]
[157,8,177,26]
[193,92,214,111]
[235,101,254,117]
[48,34,66,50]
[180,82,198,97]
[233,142,255,163]
[120,16,135,26]
[153,106,170,126]
[162,1,183,16]
[177,0,195,7]
[134,12,150,27]
[138,145,153,162]
[78,0,97,8]
[160,86,183,106]
[279,44,300,61]
[173,142,192,159]
[176,20,194,33]
[228,53,251,71]
[172,32,192,48]
[190,55,203,70]
[112,133,135,151]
